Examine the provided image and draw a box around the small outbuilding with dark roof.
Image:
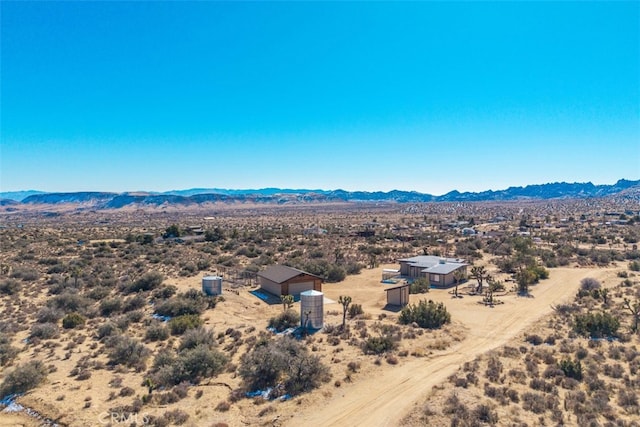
[257,265,323,297]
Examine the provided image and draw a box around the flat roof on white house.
[397,255,466,268]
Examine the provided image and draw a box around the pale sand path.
[291,266,613,427]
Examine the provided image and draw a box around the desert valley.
[1,186,639,427]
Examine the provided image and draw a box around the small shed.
[257,265,323,297]
[385,283,410,306]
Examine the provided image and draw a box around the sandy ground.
[289,265,616,427]
[1,262,617,427]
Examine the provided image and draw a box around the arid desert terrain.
[0,198,639,426]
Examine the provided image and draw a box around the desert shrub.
[409,278,430,294]
[125,271,164,293]
[86,286,110,301]
[363,335,396,355]
[348,304,364,318]
[179,327,215,350]
[145,322,170,342]
[525,334,543,345]
[522,391,548,414]
[573,311,620,338]
[125,310,144,324]
[326,265,346,283]
[239,336,329,396]
[629,260,640,272]
[0,279,21,295]
[268,310,300,332]
[485,355,503,383]
[163,409,189,425]
[154,295,209,317]
[0,360,48,397]
[97,322,119,340]
[62,312,86,329]
[152,285,177,300]
[119,386,135,397]
[215,401,231,412]
[529,378,555,393]
[399,299,450,329]
[10,267,39,282]
[100,298,123,316]
[345,262,364,275]
[474,403,499,425]
[106,336,150,370]
[603,363,624,379]
[168,315,203,335]
[76,370,91,381]
[36,307,63,323]
[30,323,59,339]
[180,345,228,381]
[48,292,90,314]
[580,277,601,291]
[123,294,146,312]
[617,389,639,410]
[0,336,18,367]
[152,345,227,387]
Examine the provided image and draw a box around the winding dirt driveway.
[290,267,612,427]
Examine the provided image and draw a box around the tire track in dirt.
[290,267,611,427]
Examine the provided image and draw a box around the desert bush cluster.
[406,272,640,426]
[0,198,638,425]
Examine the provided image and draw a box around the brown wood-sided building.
[257,265,323,297]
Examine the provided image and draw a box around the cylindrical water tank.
[300,290,324,329]
[202,275,222,296]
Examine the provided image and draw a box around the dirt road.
[291,267,612,427]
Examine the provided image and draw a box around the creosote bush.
[0,360,48,397]
[362,335,397,355]
[239,335,329,396]
[559,358,583,381]
[151,345,228,388]
[106,335,150,370]
[0,336,19,367]
[62,312,86,329]
[168,315,203,335]
[268,310,300,332]
[399,299,451,329]
[573,311,620,338]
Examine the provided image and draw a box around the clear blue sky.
[1,1,639,195]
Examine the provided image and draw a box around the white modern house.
[397,255,467,287]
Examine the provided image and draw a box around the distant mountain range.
[1,179,638,208]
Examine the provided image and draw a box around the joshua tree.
[338,295,352,330]
[623,298,640,333]
[453,269,466,298]
[71,266,82,287]
[334,248,344,264]
[143,377,155,395]
[368,253,378,269]
[470,266,490,294]
[281,294,294,312]
[302,309,312,334]
[485,278,505,306]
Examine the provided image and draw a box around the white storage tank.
[202,275,222,296]
[300,290,323,329]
